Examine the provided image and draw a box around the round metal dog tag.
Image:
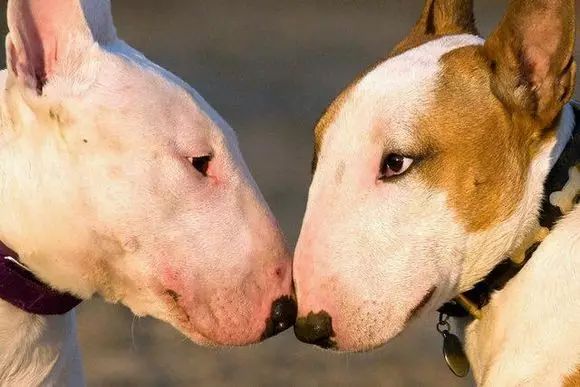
[442,332,470,378]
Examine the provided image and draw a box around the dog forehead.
[358,34,484,97]
[92,42,237,145]
[315,34,484,160]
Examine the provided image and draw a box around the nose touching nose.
[294,310,335,349]
[259,296,337,350]
[262,296,298,339]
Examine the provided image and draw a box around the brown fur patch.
[412,0,576,232]
[564,367,580,387]
[390,0,478,57]
[415,45,556,231]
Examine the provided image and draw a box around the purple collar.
[0,241,82,315]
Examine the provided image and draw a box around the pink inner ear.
[7,0,85,91]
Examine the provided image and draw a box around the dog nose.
[261,296,297,339]
[294,310,335,349]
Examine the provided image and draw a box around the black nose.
[294,310,336,349]
[261,296,297,339]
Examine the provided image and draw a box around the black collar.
[0,241,83,315]
[439,104,580,319]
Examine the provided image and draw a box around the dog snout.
[261,296,297,339]
[294,310,336,349]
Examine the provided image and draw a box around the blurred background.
[1,1,578,386]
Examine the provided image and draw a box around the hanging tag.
[442,331,470,377]
[437,313,470,378]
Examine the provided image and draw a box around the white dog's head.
[294,0,575,351]
[0,0,295,346]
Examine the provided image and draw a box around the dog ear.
[390,0,477,57]
[5,0,116,94]
[483,0,575,128]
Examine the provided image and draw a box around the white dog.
[0,0,295,385]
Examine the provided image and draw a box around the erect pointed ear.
[6,0,117,94]
[390,0,478,56]
[483,0,575,128]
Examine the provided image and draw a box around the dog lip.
[406,286,437,324]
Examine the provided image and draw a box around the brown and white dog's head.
[294,0,575,351]
[0,0,294,346]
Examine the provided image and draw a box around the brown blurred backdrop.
[1,1,578,386]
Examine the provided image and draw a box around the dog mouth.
[405,286,436,324]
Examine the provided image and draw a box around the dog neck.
[0,71,85,386]
[0,248,83,315]
[0,299,84,385]
[452,103,577,292]
[463,209,580,384]
[442,103,579,320]
[453,103,579,382]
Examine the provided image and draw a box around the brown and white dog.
[293,0,579,385]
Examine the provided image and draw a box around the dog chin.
[159,298,269,347]
[330,328,402,353]
[114,290,229,346]
[331,289,438,353]
[173,319,264,348]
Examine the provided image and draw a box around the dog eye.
[379,153,413,180]
[188,155,212,177]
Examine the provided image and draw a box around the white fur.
[465,206,580,386]
[0,0,293,383]
[0,300,84,386]
[294,35,485,351]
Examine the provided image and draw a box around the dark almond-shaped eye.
[379,153,413,180]
[188,155,212,176]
